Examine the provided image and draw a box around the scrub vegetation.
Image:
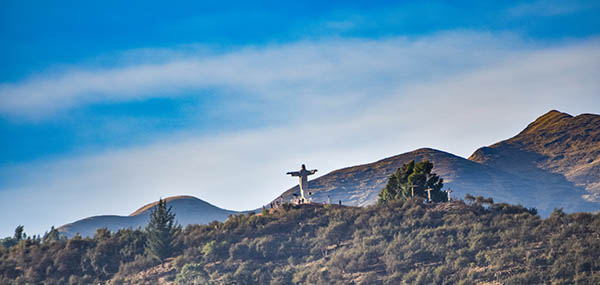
[1,196,599,284]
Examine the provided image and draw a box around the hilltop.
[58,196,238,237]
[470,110,600,201]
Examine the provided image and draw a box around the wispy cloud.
[1,32,599,236]
[0,32,525,119]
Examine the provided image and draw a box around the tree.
[13,225,24,241]
[0,226,26,248]
[43,226,61,243]
[145,198,179,262]
[378,160,445,203]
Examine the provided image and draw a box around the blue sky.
[1,0,600,237]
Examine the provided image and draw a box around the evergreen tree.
[13,225,24,241]
[145,198,179,262]
[378,160,445,203]
[43,226,61,243]
[0,226,26,248]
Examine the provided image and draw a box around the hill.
[470,110,600,202]
[278,148,598,216]
[58,196,238,237]
[2,199,599,284]
[278,111,600,216]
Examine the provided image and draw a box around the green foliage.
[13,225,24,241]
[1,198,599,284]
[43,226,61,243]
[175,263,212,284]
[378,160,445,203]
[0,225,27,249]
[145,198,180,262]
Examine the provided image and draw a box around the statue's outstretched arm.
[287,171,300,176]
[309,169,318,175]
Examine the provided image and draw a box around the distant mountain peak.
[470,109,600,202]
[542,109,571,117]
[59,195,237,237]
[129,195,201,216]
[520,110,573,136]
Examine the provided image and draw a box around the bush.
[114,254,157,278]
[175,263,212,285]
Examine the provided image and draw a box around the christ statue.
[286,164,317,203]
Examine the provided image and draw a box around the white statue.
[287,164,317,203]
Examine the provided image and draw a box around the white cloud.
[0,32,524,118]
[1,33,600,236]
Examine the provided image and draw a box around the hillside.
[470,110,600,201]
[2,200,599,284]
[279,148,598,216]
[278,148,502,206]
[279,110,600,216]
[58,196,238,237]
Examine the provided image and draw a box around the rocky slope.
[58,196,238,237]
[470,110,600,201]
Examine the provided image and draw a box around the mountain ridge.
[278,110,599,215]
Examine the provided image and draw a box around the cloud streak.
[1,32,526,118]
